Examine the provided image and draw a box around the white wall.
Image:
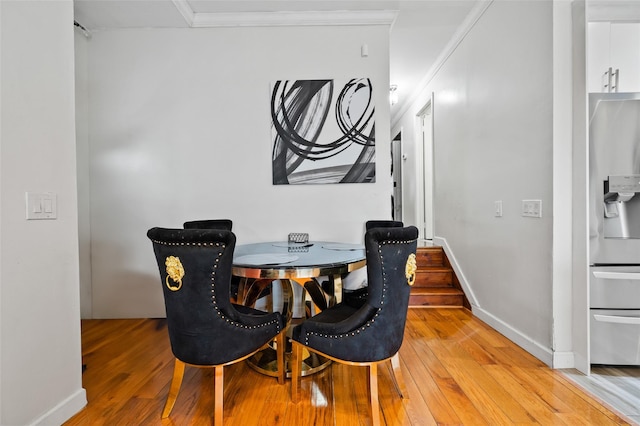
[0,1,86,424]
[80,25,392,318]
[394,1,556,363]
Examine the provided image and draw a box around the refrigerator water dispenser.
[603,175,640,239]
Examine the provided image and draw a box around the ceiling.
[73,0,480,116]
[72,1,640,118]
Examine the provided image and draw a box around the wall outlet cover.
[522,199,542,218]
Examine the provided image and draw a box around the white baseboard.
[29,388,87,426]
[473,307,554,367]
[432,236,574,369]
[432,236,478,307]
[552,351,575,369]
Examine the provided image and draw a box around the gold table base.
[232,244,367,378]
[246,342,331,378]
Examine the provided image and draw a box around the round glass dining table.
[232,241,366,377]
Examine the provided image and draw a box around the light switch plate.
[26,192,57,220]
[494,200,503,217]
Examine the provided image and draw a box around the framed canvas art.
[271,78,375,184]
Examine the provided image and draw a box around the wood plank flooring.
[65,309,632,425]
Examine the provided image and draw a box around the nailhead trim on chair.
[303,238,415,344]
[209,247,281,332]
[151,239,281,332]
[149,240,221,247]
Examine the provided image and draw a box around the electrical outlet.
[522,199,542,218]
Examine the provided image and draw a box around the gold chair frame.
[290,340,408,426]
[163,330,286,425]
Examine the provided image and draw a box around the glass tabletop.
[232,241,365,279]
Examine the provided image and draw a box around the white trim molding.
[588,1,640,21]
[172,0,397,28]
[172,0,196,25]
[433,236,561,368]
[553,351,575,369]
[391,0,493,125]
[432,236,479,308]
[29,389,87,426]
[473,307,554,367]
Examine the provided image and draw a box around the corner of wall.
[473,307,554,367]
[434,235,556,367]
[29,389,86,426]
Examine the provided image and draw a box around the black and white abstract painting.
[271,78,375,185]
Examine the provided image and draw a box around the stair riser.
[416,250,443,267]
[409,294,465,307]
[412,244,467,308]
[414,271,453,287]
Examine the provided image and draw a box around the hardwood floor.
[65,309,632,425]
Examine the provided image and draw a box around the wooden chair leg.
[389,353,409,399]
[291,341,302,403]
[162,359,185,418]
[369,363,381,426]
[276,330,285,385]
[214,365,224,425]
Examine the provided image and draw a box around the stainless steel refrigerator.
[589,92,640,365]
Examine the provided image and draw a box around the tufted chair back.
[293,225,418,363]
[183,219,233,231]
[148,227,283,365]
[290,226,418,425]
[365,219,403,231]
[340,219,406,308]
[147,227,285,424]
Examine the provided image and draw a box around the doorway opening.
[391,132,403,221]
[418,96,434,240]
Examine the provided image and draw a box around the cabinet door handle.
[594,314,640,325]
[604,67,613,92]
[593,271,640,281]
[602,67,620,93]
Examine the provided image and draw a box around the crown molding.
[172,0,397,28]
[391,0,493,126]
[172,0,195,26]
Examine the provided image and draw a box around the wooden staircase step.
[414,267,453,287]
[416,247,444,267]
[411,244,468,308]
[409,287,465,307]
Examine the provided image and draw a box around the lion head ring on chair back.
[147,227,285,425]
[290,225,418,426]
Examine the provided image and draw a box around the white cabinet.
[588,22,640,93]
